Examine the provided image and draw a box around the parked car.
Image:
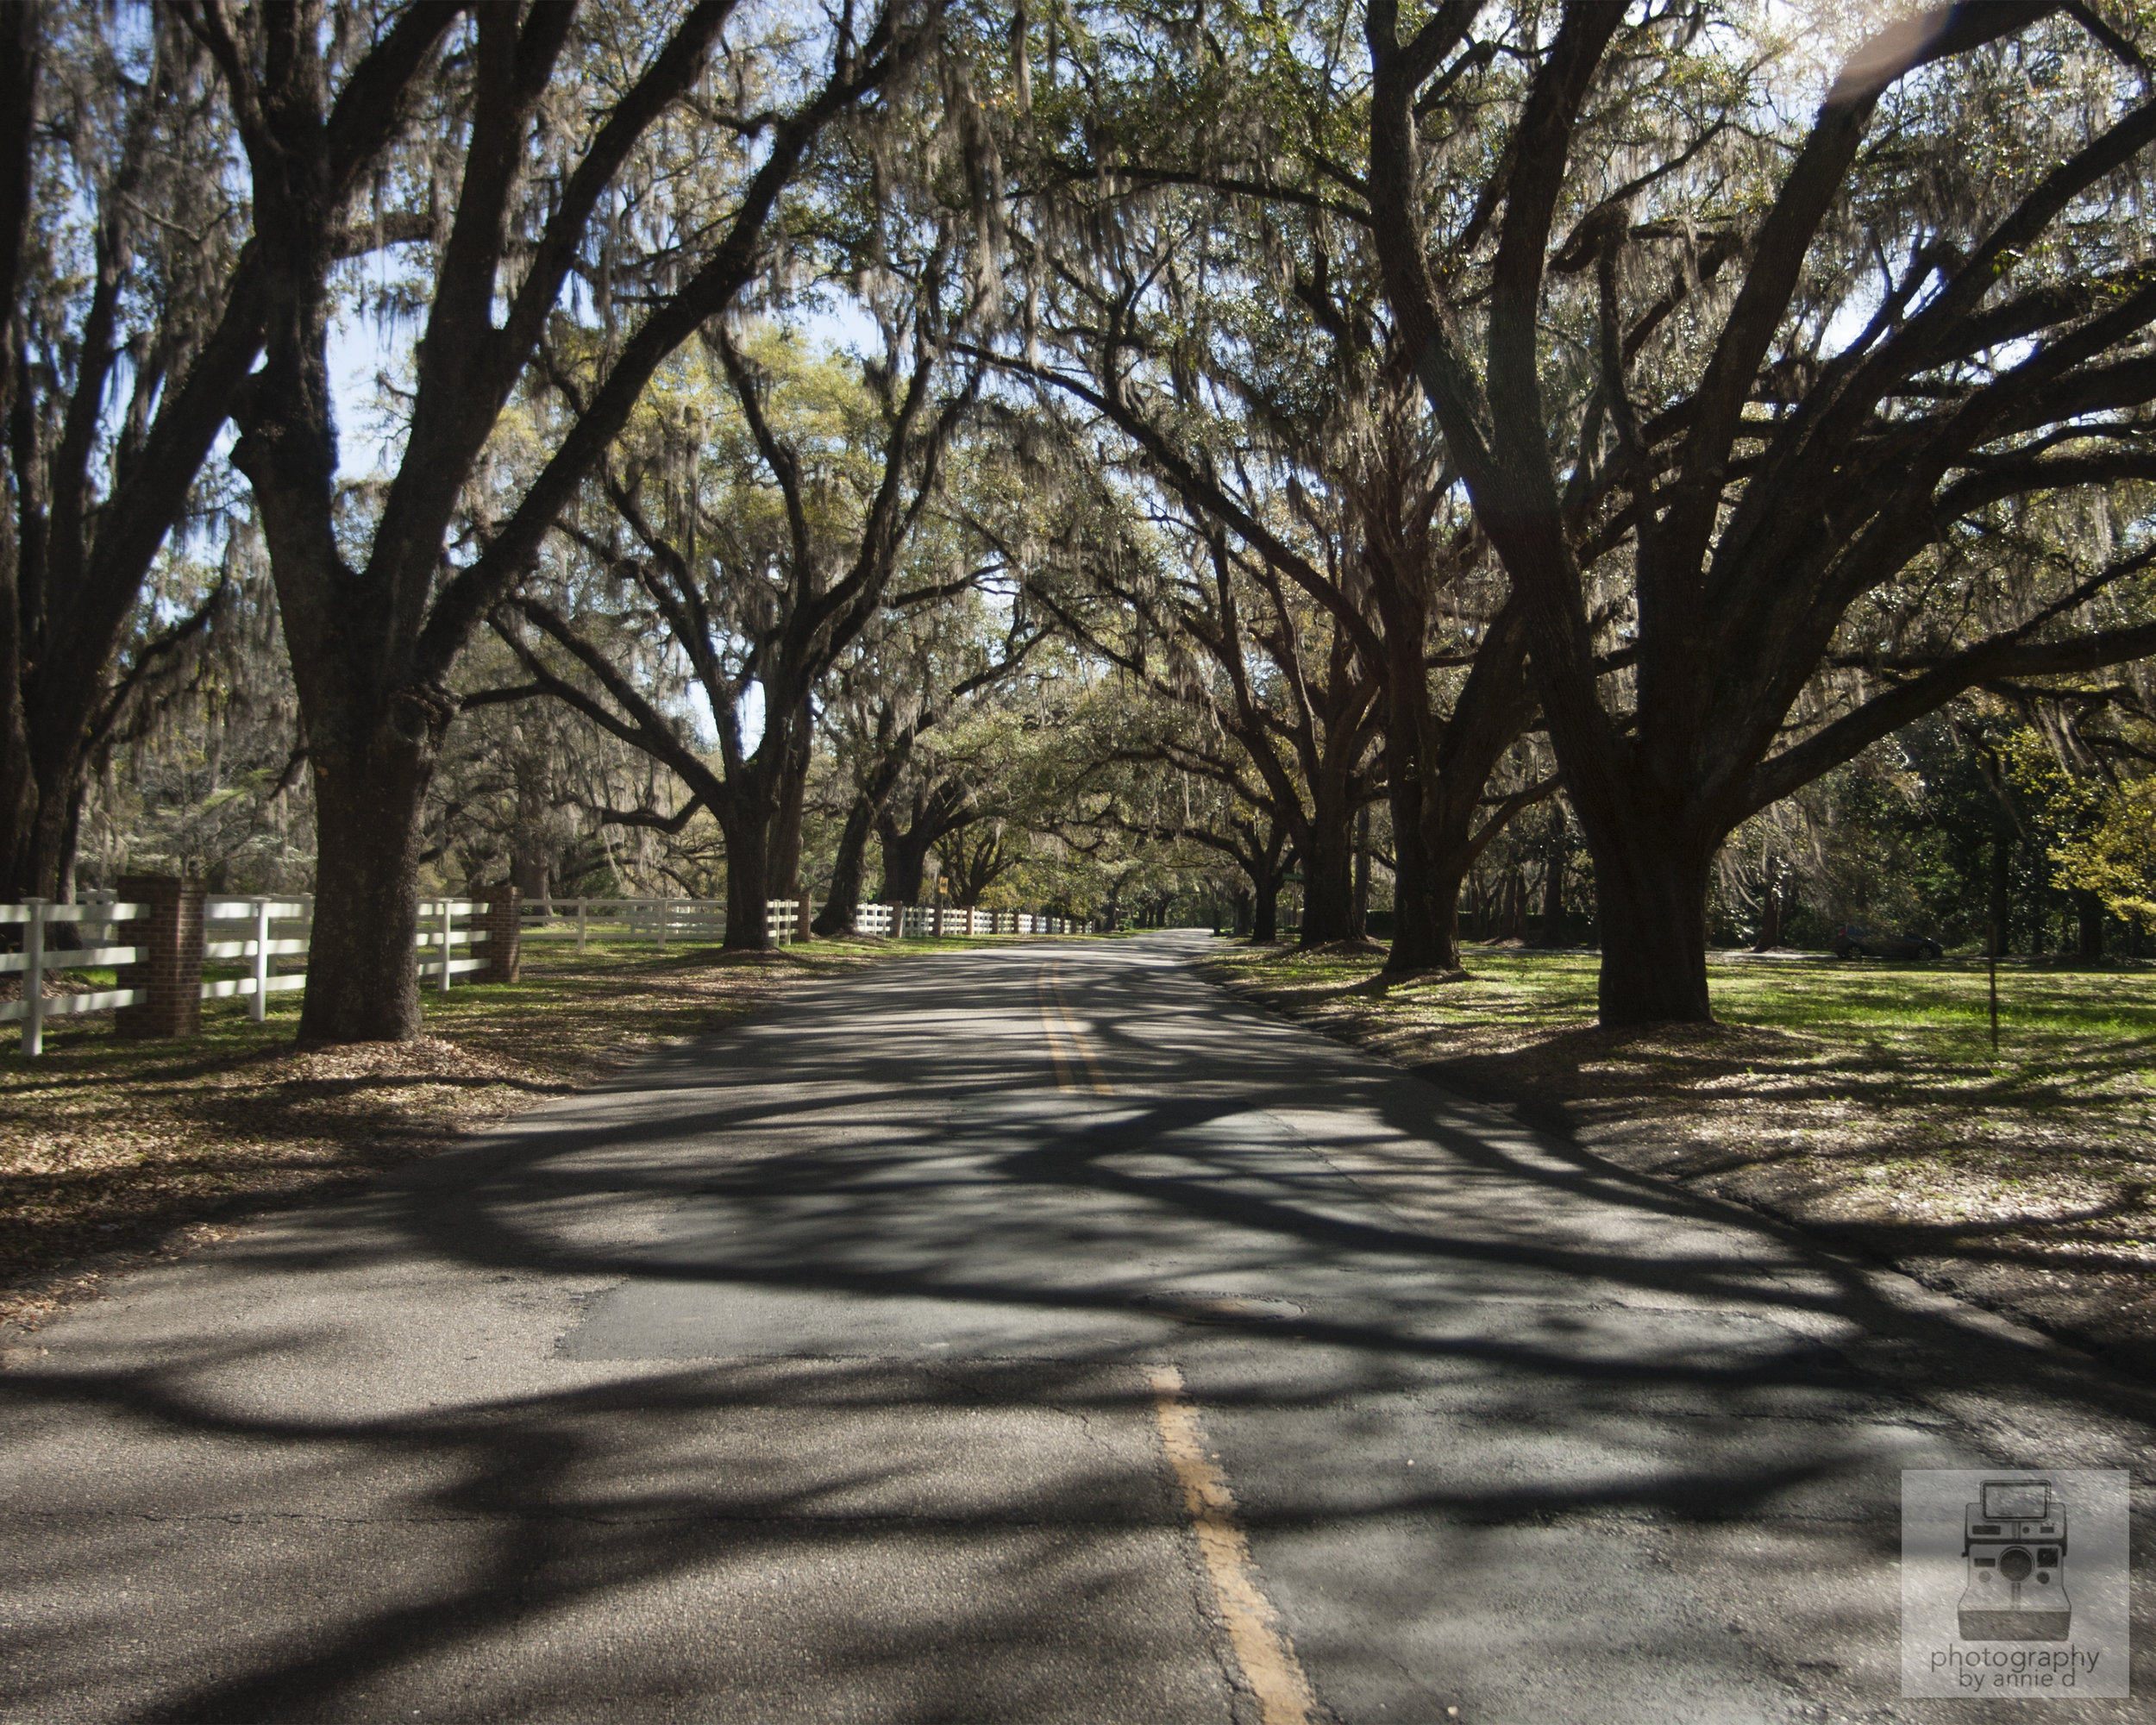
[1830,924,1944,960]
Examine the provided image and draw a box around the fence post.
[439,898,454,994]
[250,897,271,1023]
[116,875,204,1040]
[21,898,47,1057]
[576,897,587,955]
[480,886,521,984]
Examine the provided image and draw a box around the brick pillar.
[115,875,204,1039]
[479,886,521,984]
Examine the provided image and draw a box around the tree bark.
[719,793,775,951]
[1537,838,1566,946]
[876,809,933,906]
[1384,745,1450,966]
[1351,804,1371,939]
[765,693,812,912]
[1251,872,1281,944]
[1298,783,1357,944]
[302,748,429,1043]
[2074,888,2104,961]
[1588,824,1714,1025]
[814,791,879,936]
[1990,830,2014,956]
[1751,860,1783,952]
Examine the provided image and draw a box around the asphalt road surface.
[3,933,2151,1723]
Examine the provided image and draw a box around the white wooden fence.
[4,891,1095,1056]
[2,894,487,1057]
[0,900,149,1057]
[517,898,802,951]
[516,898,1092,950]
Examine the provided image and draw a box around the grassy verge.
[1200,939,2156,1370]
[0,935,927,1332]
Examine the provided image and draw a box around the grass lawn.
[1202,939,2156,1369]
[0,934,975,1332]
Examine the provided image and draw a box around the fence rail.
[513,898,1092,950]
[5,888,1096,1057]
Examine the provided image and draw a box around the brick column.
[479,886,521,984]
[115,875,204,1039]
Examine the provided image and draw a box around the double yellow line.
[1037,961,1112,1095]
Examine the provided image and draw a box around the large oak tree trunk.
[1382,689,1452,970]
[1583,819,1714,1025]
[3,747,80,902]
[721,795,775,951]
[765,695,811,913]
[2074,888,2104,961]
[1299,786,1357,944]
[875,814,932,906]
[301,745,429,1043]
[813,792,878,936]
[1251,873,1281,944]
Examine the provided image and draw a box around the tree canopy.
[9,0,2156,1034]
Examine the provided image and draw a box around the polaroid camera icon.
[1960,1478,2071,1641]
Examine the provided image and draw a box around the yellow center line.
[1147,1364,1318,1725]
[1037,962,1112,1095]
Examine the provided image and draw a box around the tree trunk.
[813,791,878,936]
[1536,844,1566,946]
[2075,888,2104,961]
[1990,830,2014,957]
[510,762,550,900]
[56,776,82,904]
[1252,873,1281,944]
[766,695,811,909]
[1351,805,1371,939]
[876,814,932,906]
[721,796,774,952]
[299,750,429,1043]
[1299,797,1357,944]
[3,731,88,903]
[1496,868,1526,939]
[1232,887,1252,936]
[1751,862,1783,952]
[1419,849,1469,971]
[1586,829,1714,1026]
[1384,753,1454,969]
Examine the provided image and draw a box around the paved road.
[3,933,2150,1723]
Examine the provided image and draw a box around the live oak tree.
[0,1,434,904]
[812,577,1049,932]
[1006,417,1387,943]
[987,9,1547,970]
[1366,0,2156,1022]
[1060,682,1300,940]
[497,310,978,949]
[187,0,942,1032]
